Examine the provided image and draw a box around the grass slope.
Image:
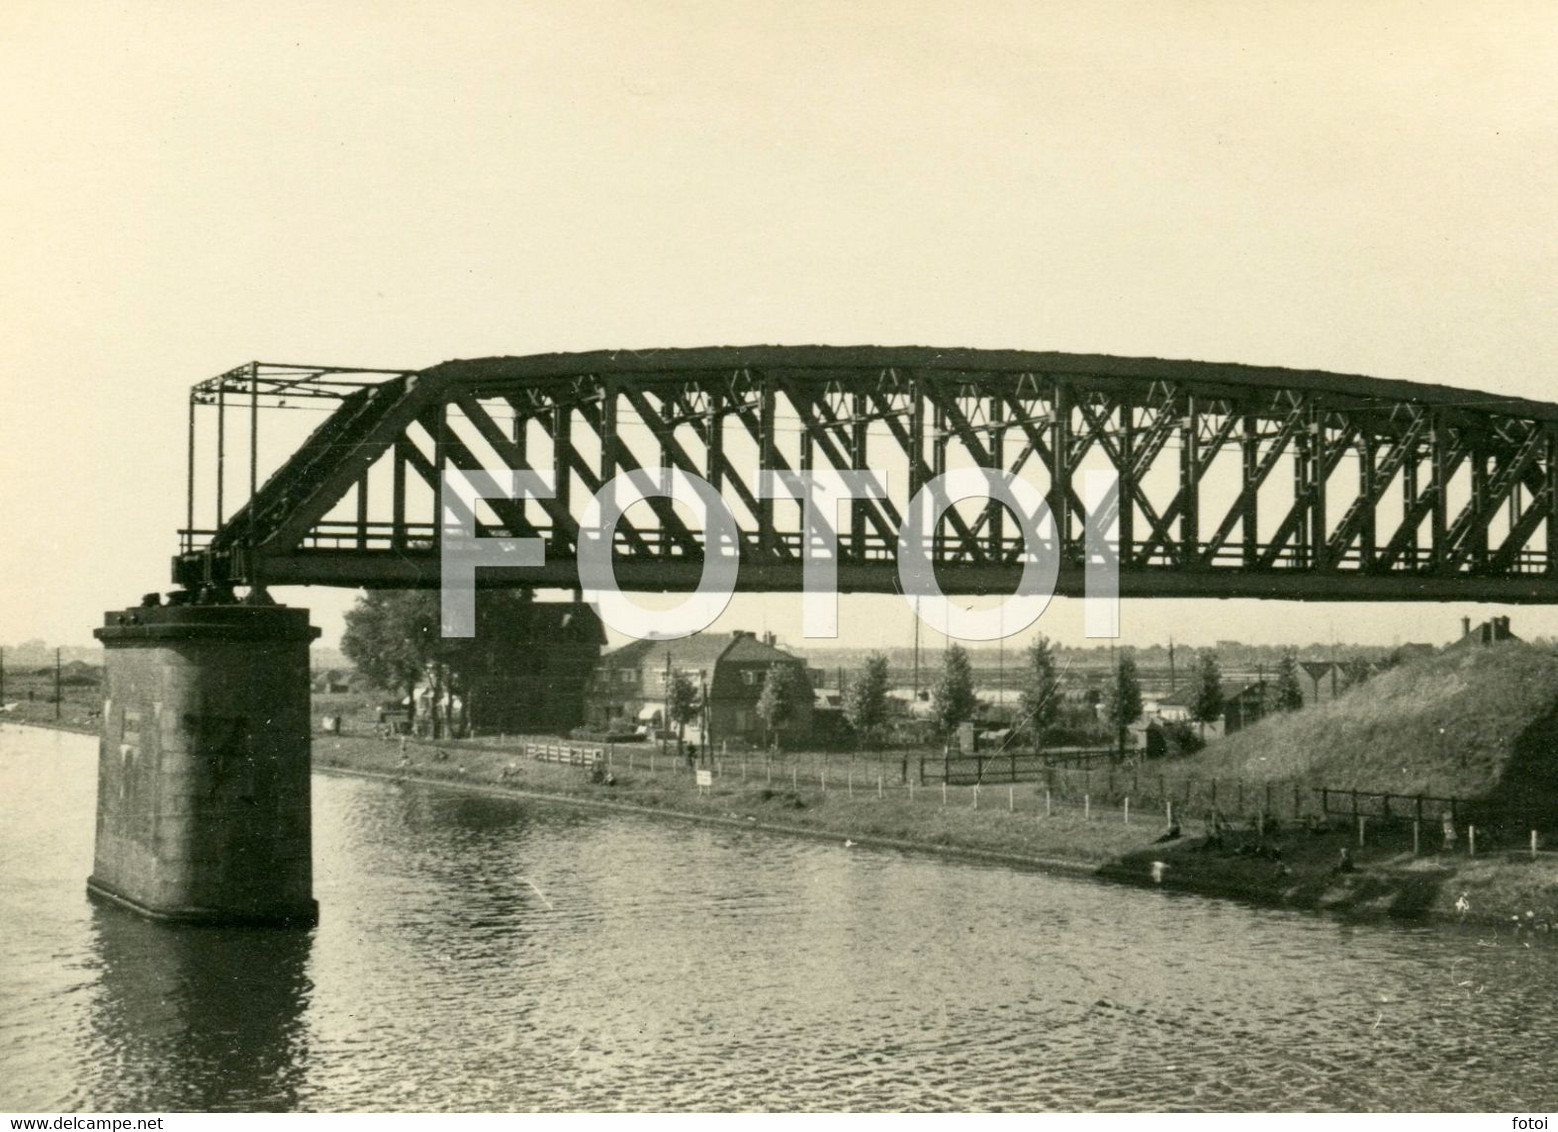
[1184,641,1558,807]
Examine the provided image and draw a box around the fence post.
[1085,794,1091,821]
[792,765,798,790]
[973,784,980,810]
[1533,830,1539,860]
[878,774,884,799]
[1413,820,1420,856]
[1358,815,1366,847]
[1124,797,1130,825]
[847,768,852,797]
[1045,788,1052,817]
[1469,824,1476,857]
[942,782,947,806]
[1008,785,1014,812]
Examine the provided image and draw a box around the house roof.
[1162,678,1264,707]
[600,631,803,674]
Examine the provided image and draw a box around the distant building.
[1449,615,1519,650]
[1220,679,1270,735]
[585,631,814,746]
[311,668,358,695]
[1158,677,1270,737]
[461,603,606,734]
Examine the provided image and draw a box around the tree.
[1273,650,1305,712]
[1190,651,1224,738]
[342,591,441,732]
[843,653,890,749]
[1017,635,1063,753]
[931,644,979,739]
[1339,656,1373,691]
[342,589,544,739]
[755,663,807,749]
[1104,650,1143,760]
[666,670,700,748]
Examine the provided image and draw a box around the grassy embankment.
[1111,642,1558,923]
[312,731,1155,870]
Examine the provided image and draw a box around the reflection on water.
[86,912,311,1111]
[3,723,1558,1112]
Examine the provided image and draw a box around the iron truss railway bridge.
[174,346,1558,603]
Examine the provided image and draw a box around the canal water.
[3,724,1556,1112]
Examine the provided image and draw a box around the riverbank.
[314,731,1558,932]
[10,718,1554,930]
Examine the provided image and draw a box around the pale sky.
[3,1,1556,653]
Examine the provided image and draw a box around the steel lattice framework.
[174,346,1558,603]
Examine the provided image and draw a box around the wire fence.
[457,735,1558,854]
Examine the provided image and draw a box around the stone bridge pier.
[88,600,319,926]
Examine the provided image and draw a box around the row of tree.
[836,638,1327,756]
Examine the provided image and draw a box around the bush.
[1162,720,1204,757]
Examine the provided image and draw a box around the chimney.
[764,631,776,647]
[1461,616,1471,638]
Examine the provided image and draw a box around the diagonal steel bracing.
[172,346,1558,603]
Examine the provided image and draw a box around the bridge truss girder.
[173,347,1558,603]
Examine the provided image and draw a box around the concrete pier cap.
[89,600,320,927]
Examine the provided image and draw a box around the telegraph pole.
[700,670,711,768]
[663,650,672,760]
[54,647,62,721]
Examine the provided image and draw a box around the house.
[460,602,606,734]
[311,668,358,695]
[1449,615,1518,650]
[1220,679,1270,735]
[584,630,814,746]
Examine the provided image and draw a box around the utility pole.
[700,670,711,768]
[912,597,921,702]
[55,647,62,721]
[663,650,672,760]
[997,603,1004,709]
[1168,637,1176,692]
[1,645,6,706]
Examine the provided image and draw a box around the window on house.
[619,669,637,685]
[742,670,758,685]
